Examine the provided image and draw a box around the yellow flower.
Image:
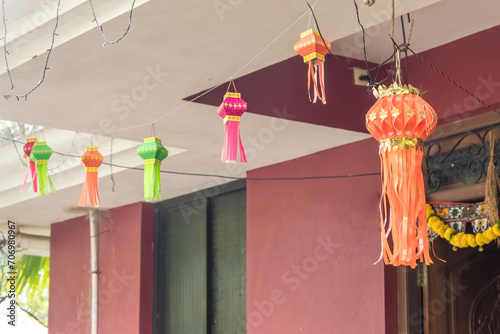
[467,234,477,247]
[476,233,486,246]
[407,108,415,117]
[450,235,458,247]
[461,235,469,248]
[485,229,496,242]
[493,225,500,236]
[454,233,464,247]
[477,219,484,228]
[391,108,400,118]
[444,228,454,241]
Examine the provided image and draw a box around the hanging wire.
[48,131,79,171]
[306,1,398,90]
[5,124,27,167]
[407,46,499,115]
[88,0,136,47]
[352,0,373,87]
[1,0,62,101]
[0,135,380,181]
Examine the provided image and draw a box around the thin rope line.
[101,0,321,136]
[4,126,27,167]
[0,134,380,181]
[48,131,78,171]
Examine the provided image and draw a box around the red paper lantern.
[78,147,103,207]
[366,84,438,268]
[294,29,331,104]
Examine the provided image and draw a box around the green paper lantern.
[29,141,58,195]
[137,137,168,201]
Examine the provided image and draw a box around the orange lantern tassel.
[78,147,103,207]
[366,84,438,267]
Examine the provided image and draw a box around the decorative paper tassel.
[378,140,430,267]
[22,138,38,193]
[137,137,168,201]
[307,60,326,104]
[29,141,57,195]
[222,116,247,163]
[217,90,247,163]
[78,147,103,207]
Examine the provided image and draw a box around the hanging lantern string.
[88,0,136,47]
[150,123,156,137]
[226,78,237,93]
[0,135,382,181]
[37,129,46,142]
[1,0,62,101]
[307,11,313,29]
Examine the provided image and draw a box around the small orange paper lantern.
[366,84,438,268]
[294,29,331,104]
[78,147,103,207]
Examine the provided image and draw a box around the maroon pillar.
[48,202,154,334]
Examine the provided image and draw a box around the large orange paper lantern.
[294,29,331,104]
[366,84,438,268]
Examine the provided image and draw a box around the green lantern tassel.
[30,141,58,195]
[137,137,168,201]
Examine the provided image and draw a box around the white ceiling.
[0,0,498,229]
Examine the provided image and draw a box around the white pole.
[89,210,100,334]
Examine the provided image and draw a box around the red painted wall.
[246,138,391,334]
[48,202,154,334]
[405,25,500,125]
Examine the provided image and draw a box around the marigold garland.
[426,204,500,251]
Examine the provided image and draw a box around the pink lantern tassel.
[21,160,38,193]
[223,118,246,163]
[21,138,38,193]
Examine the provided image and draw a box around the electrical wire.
[1,0,136,101]
[0,135,380,181]
[1,0,61,101]
[88,0,136,47]
[352,0,373,87]
[306,1,397,90]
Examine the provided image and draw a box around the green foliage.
[1,255,50,326]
